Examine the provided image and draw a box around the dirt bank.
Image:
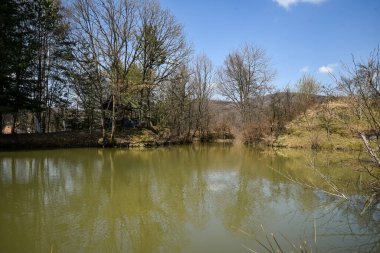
[0,129,189,150]
[0,131,100,150]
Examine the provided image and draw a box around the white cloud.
[318,64,337,74]
[300,66,309,73]
[274,0,326,9]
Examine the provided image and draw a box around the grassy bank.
[275,100,365,150]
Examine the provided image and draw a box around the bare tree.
[158,64,193,137]
[190,54,214,138]
[137,0,190,127]
[297,74,320,108]
[296,74,321,149]
[217,44,275,126]
[70,43,107,133]
[319,84,336,139]
[268,89,286,135]
[338,48,380,168]
[71,0,139,143]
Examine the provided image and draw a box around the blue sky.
[159,0,380,89]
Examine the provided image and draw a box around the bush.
[242,122,271,144]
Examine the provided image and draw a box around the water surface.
[0,145,379,253]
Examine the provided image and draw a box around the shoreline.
[0,130,364,152]
[0,130,191,151]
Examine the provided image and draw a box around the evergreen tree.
[0,0,37,133]
[1,0,72,133]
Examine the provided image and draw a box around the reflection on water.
[0,145,379,253]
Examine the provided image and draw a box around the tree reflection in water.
[0,145,379,253]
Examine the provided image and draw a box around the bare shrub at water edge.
[242,122,271,145]
[336,48,380,203]
[238,224,317,253]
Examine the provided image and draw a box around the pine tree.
[0,0,37,133]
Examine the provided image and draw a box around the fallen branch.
[360,132,380,167]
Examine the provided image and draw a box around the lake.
[0,144,379,253]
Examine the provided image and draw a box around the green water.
[0,144,379,253]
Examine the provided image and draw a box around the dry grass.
[239,224,318,253]
[276,99,365,150]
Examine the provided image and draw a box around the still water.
[0,144,379,253]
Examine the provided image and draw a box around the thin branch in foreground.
[269,166,349,200]
[241,244,259,253]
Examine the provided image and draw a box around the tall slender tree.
[159,64,193,137]
[31,0,73,133]
[191,54,214,138]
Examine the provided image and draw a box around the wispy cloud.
[318,64,337,74]
[300,66,310,73]
[274,0,326,9]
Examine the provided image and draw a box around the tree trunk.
[0,112,3,135]
[89,108,94,133]
[42,111,47,133]
[46,107,51,133]
[110,94,116,143]
[36,112,42,133]
[100,109,107,146]
[11,112,17,134]
[139,89,144,125]
[361,132,380,167]
[146,88,152,128]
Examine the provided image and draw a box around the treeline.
[1,0,379,149]
[0,0,216,143]
[0,0,313,143]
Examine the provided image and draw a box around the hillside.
[275,99,365,150]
